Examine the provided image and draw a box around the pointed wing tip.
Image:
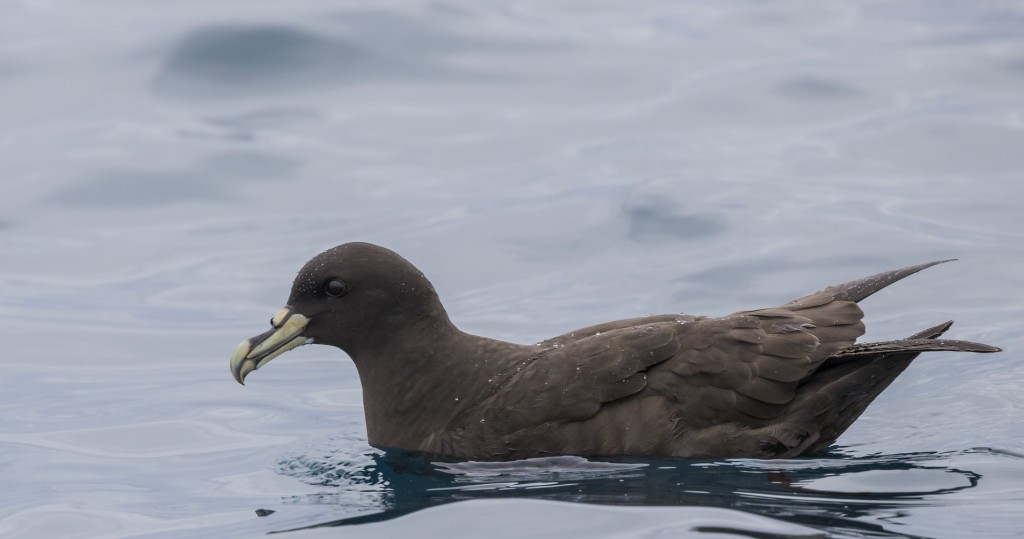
[932,339,1002,353]
[826,259,961,303]
[908,320,954,340]
[888,258,958,273]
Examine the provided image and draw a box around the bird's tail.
[791,320,999,454]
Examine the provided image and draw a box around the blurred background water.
[1,0,1023,537]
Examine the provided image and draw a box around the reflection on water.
[272,447,1008,537]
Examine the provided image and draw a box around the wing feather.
[470,322,681,434]
[652,293,866,429]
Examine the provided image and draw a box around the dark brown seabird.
[229,243,1000,460]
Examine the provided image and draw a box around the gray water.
[2,1,1023,537]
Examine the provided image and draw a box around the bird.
[229,242,1000,460]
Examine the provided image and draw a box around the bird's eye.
[323,279,349,298]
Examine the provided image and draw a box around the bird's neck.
[350,326,530,453]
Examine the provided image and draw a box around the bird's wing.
[469,322,682,436]
[450,292,866,444]
[648,293,865,431]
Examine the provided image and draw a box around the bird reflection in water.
[270,446,990,537]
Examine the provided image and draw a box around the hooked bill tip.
[230,339,253,385]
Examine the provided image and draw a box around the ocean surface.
[2,1,1023,537]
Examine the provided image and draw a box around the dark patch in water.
[152,13,554,99]
[152,25,398,98]
[623,199,725,241]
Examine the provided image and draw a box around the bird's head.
[229,242,449,384]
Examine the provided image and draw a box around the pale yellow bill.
[230,308,312,385]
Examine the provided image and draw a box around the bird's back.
[437,261,998,460]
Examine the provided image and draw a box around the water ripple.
[267,447,1017,537]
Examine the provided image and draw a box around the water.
[2,0,1023,537]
